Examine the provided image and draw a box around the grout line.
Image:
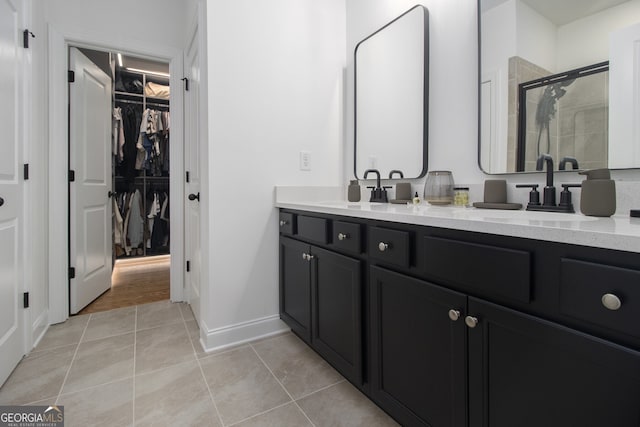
[294,378,346,401]
[132,305,138,427]
[55,314,92,404]
[55,377,133,402]
[226,401,294,427]
[249,343,316,427]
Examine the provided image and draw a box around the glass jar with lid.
[453,187,470,207]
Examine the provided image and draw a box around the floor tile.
[62,333,134,394]
[0,345,76,405]
[200,346,291,426]
[135,322,195,374]
[58,378,133,427]
[231,402,312,427]
[82,306,136,342]
[297,381,399,427]
[136,300,183,330]
[179,302,196,322]
[253,333,343,399]
[135,361,221,427]
[35,315,89,351]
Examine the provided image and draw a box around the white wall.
[202,0,346,348]
[516,0,556,72]
[557,0,640,70]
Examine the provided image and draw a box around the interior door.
[0,0,25,386]
[184,28,201,323]
[69,47,113,314]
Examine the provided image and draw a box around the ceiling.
[482,0,632,25]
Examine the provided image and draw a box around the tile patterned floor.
[0,301,398,427]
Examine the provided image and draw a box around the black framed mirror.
[354,5,429,179]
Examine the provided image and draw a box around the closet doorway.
[69,47,172,315]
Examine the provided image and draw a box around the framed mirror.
[479,0,640,174]
[355,5,429,179]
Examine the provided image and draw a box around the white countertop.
[275,193,640,253]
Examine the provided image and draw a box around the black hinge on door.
[68,170,75,182]
[186,171,190,183]
[23,292,29,309]
[23,164,29,180]
[68,70,75,83]
[23,30,35,48]
[69,267,76,279]
[186,261,191,272]
[181,77,189,91]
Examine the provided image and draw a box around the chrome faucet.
[364,169,389,203]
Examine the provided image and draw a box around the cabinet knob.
[448,309,460,321]
[302,253,308,261]
[378,242,389,252]
[602,293,622,311]
[465,316,478,328]
[280,220,288,227]
[338,232,349,241]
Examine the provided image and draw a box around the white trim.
[200,315,289,353]
[30,309,49,352]
[47,24,186,323]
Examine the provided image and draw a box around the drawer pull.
[601,293,622,311]
[465,316,478,328]
[448,309,461,321]
[338,232,349,241]
[279,220,288,227]
[378,242,389,252]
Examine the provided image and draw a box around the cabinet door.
[280,237,311,343]
[467,297,640,427]
[370,266,467,427]
[311,247,362,385]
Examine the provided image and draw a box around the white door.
[69,48,113,314]
[609,22,640,169]
[184,28,201,324]
[0,0,25,386]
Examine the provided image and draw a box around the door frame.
[48,27,186,323]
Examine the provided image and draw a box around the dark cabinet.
[279,236,363,385]
[369,266,467,427]
[467,297,640,427]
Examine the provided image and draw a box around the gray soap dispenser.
[578,168,616,217]
[348,180,361,202]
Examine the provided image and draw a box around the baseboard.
[30,309,49,352]
[200,314,289,353]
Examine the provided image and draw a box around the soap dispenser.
[578,169,616,217]
[348,180,361,202]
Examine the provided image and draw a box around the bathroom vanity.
[277,200,640,427]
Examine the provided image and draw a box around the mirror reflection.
[479,0,640,173]
[355,5,428,179]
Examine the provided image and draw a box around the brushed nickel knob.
[378,242,389,252]
[279,220,288,227]
[338,232,349,241]
[602,293,622,311]
[302,253,308,260]
[465,316,478,328]
[448,309,460,321]
[307,254,314,260]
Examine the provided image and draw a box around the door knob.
[0,197,4,207]
[188,192,200,201]
[108,191,114,198]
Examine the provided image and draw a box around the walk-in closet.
[73,48,172,314]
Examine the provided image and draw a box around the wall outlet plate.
[300,151,311,171]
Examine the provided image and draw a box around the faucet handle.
[560,184,581,209]
[516,184,541,206]
[382,186,392,190]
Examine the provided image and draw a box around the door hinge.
[23,164,29,180]
[68,170,75,182]
[23,292,29,309]
[68,70,75,83]
[186,260,191,272]
[69,267,76,279]
[181,77,189,91]
[23,30,35,48]
[186,171,190,183]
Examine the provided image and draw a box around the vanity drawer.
[369,227,410,268]
[560,258,640,339]
[423,236,531,303]
[332,221,362,254]
[298,215,329,244]
[279,212,296,236]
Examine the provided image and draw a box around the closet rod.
[114,98,170,109]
